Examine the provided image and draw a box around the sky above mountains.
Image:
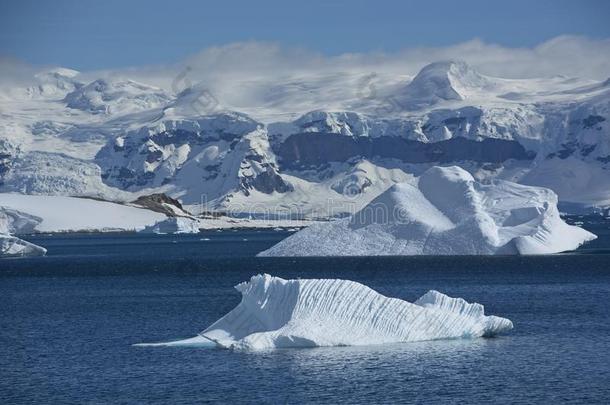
[1,0,609,71]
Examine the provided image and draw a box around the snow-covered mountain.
[1,60,609,218]
[402,61,495,106]
[64,78,170,115]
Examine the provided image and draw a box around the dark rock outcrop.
[277,133,535,169]
[131,193,189,217]
[240,166,293,196]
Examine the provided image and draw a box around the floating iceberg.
[259,166,596,256]
[0,207,46,258]
[0,207,42,235]
[139,217,200,234]
[137,274,513,350]
[0,234,47,258]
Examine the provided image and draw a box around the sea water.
[1,216,610,403]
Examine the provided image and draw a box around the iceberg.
[137,274,513,350]
[0,207,46,257]
[0,207,42,234]
[259,166,596,256]
[0,234,47,258]
[139,217,200,234]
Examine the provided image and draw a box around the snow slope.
[137,274,513,350]
[0,194,165,233]
[259,166,596,256]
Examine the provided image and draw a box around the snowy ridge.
[94,112,291,204]
[138,274,513,350]
[259,166,596,256]
[1,61,610,214]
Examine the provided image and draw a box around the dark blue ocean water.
[1,216,610,404]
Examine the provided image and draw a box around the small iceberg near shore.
[259,166,596,256]
[0,234,47,258]
[139,217,200,234]
[135,274,513,350]
[0,207,46,258]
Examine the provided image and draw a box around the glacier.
[136,274,513,350]
[259,166,596,256]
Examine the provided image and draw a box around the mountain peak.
[419,60,469,73]
[23,67,83,100]
[63,77,170,115]
[405,61,490,104]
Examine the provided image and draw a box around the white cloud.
[0,57,38,87]
[166,35,610,83]
[128,35,610,113]
[2,35,609,96]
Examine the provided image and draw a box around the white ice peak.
[405,61,493,104]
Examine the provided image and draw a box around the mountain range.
[1,60,609,219]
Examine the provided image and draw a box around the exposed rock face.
[96,112,292,203]
[131,193,188,217]
[0,140,16,184]
[277,134,533,168]
[96,113,259,190]
[240,165,292,196]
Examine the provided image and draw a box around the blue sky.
[0,0,609,70]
